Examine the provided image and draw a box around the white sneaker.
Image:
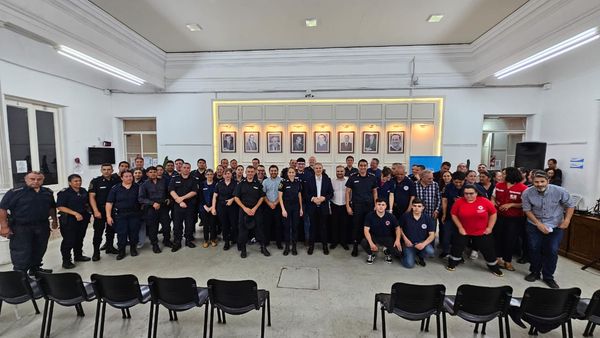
[470,250,479,260]
[366,254,375,264]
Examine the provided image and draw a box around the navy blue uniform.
[304,174,334,247]
[360,211,401,257]
[400,213,435,244]
[392,176,416,219]
[200,181,217,241]
[89,175,120,250]
[0,186,55,272]
[345,173,378,244]
[344,167,358,177]
[234,179,266,247]
[279,179,303,243]
[440,183,463,254]
[57,187,91,262]
[107,183,141,250]
[139,179,168,245]
[214,180,238,244]
[169,175,200,244]
[377,180,395,208]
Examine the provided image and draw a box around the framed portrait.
[266,132,283,153]
[221,131,236,153]
[244,132,259,153]
[387,131,405,154]
[338,131,354,153]
[290,132,306,153]
[314,131,330,153]
[362,131,379,153]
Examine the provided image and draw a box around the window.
[123,119,157,166]
[4,99,63,190]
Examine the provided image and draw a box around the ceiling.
[89,0,529,52]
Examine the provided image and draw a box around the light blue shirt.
[262,176,282,203]
[522,184,575,229]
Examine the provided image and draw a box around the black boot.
[291,242,298,256]
[130,245,139,257]
[62,260,75,269]
[152,243,161,254]
[240,246,247,258]
[105,239,118,254]
[261,245,271,257]
[74,255,91,262]
[351,243,359,257]
[307,244,314,255]
[223,241,231,251]
[116,248,126,260]
[163,239,173,248]
[92,246,101,261]
[283,243,290,256]
[276,242,283,250]
[323,244,329,255]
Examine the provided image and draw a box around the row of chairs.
[373,282,600,338]
[0,271,271,338]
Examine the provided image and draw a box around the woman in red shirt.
[447,185,503,276]
[492,167,528,271]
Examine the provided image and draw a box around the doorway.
[481,117,527,170]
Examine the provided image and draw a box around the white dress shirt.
[331,177,348,206]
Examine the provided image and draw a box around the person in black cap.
[105,170,141,260]
[89,163,120,260]
[57,174,91,269]
[0,171,58,275]
[234,165,269,258]
[346,159,378,256]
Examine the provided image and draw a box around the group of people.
[0,155,574,288]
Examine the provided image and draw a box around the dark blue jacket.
[304,173,334,211]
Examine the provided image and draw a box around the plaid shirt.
[415,181,441,216]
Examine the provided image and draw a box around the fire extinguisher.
[490,155,496,168]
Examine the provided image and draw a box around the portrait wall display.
[267,131,282,153]
[244,131,259,153]
[290,132,306,153]
[314,131,330,153]
[387,131,405,153]
[338,131,354,153]
[362,131,379,153]
[221,131,236,153]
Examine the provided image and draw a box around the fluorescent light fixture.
[305,18,318,28]
[56,45,145,85]
[495,27,599,79]
[427,14,444,23]
[186,23,203,32]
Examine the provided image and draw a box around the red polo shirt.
[493,182,527,217]
[451,196,496,236]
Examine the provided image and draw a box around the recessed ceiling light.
[186,23,203,32]
[305,18,317,28]
[427,14,444,23]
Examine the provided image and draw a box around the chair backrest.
[521,287,581,320]
[148,276,199,306]
[91,274,142,303]
[207,279,258,310]
[454,284,513,316]
[37,272,88,302]
[0,270,33,300]
[585,289,600,319]
[390,282,445,314]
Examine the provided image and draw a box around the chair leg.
[99,301,106,338]
[505,315,511,338]
[32,299,40,314]
[222,311,226,324]
[217,307,221,323]
[168,310,173,321]
[77,303,85,317]
[261,305,266,338]
[499,317,504,338]
[267,293,271,326]
[381,307,386,338]
[0,299,2,316]
[373,298,378,331]
[45,300,54,338]
[173,311,178,321]
[474,322,479,333]
[528,326,535,335]
[152,305,159,338]
[567,320,573,338]
[561,323,567,338]
[425,316,430,332]
[590,323,596,335]
[127,308,131,318]
[482,322,487,335]
[436,314,441,338]
[40,299,49,338]
[203,302,208,338]
[584,321,592,336]
[420,319,425,332]
[443,312,448,338]
[209,306,215,338]
[148,303,154,338]
[94,301,101,338]
[121,308,127,319]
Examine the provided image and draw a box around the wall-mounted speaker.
[515,142,547,170]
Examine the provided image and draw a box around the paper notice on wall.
[15,160,28,173]
[570,158,584,169]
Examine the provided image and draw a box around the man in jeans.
[400,198,435,268]
[522,170,574,288]
[361,199,402,264]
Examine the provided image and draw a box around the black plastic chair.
[90,274,151,338]
[509,287,581,338]
[0,270,42,317]
[373,282,446,338]
[444,285,513,338]
[207,279,271,338]
[36,272,96,338]
[576,289,600,337]
[147,276,209,338]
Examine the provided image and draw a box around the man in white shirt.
[330,165,349,250]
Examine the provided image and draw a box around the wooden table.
[558,214,600,270]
